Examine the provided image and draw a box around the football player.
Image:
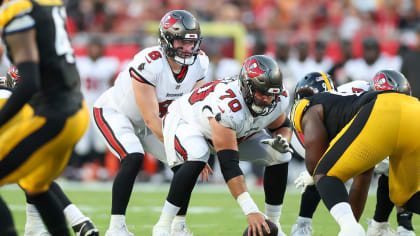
[152,55,292,236]
[93,10,209,236]
[0,0,90,235]
[291,71,420,235]
[2,66,98,236]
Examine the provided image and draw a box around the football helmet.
[1,65,20,88]
[370,69,411,95]
[294,72,335,101]
[159,10,201,65]
[239,55,284,116]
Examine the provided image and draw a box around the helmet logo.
[373,73,393,91]
[162,14,179,29]
[244,58,265,78]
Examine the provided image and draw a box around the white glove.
[261,134,294,154]
[374,158,389,176]
[294,171,314,193]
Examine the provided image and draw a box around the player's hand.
[294,171,314,193]
[261,134,293,154]
[374,158,389,176]
[200,163,214,182]
[246,212,270,236]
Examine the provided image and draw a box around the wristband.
[237,192,260,215]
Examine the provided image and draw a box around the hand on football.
[294,171,314,193]
[261,134,293,154]
[246,212,270,236]
[200,163,214,182]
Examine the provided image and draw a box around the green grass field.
[1,182,419,235]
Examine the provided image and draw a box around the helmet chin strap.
[251,103,265,115]
[174,55,195,65]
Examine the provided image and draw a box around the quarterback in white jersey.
[93,10,208,236]
[153,55,293,236]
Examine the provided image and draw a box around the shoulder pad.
[197,50,209,71]
[290,98,310,133]
[129,47,165,86]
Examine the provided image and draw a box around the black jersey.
[0,0,82,114]
[291,90,390,141]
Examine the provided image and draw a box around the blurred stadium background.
[1,0,420,234]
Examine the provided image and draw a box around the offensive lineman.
[93,10,209,236]
[152,55,293,236]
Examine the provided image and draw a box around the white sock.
[172,215,186,225]
[63,204,88,226]
[109,215,126,229]
[156,201,180,226]
[297,216,312,224]
[330,202,358,229]
[25,203,45,229]
[265,203,282,223]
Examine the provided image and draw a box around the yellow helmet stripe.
[319,72,333,91]
[290,98,310,133]
[0,0,33,29]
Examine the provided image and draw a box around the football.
[242,219,278,236]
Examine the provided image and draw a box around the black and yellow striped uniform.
[0,0,89,193]
[291,91,420,207]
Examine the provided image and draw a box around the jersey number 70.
[188,81,242,112]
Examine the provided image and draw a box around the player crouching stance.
[153,55,293,236]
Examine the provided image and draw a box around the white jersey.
[337,80,370,94]
[95,46,209,127]
[168,77,290,141]
[76,56,119,106]
[291,80,370,158]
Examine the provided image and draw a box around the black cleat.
[72,220,99,236]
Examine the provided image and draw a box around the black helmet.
[294,72,335,101]
[159,10,201,65]
[239,55,284,116]
[370,69,411,95]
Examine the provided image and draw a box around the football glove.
[261,134,293,154]
[294,171,314,193]
[374,158,389,176]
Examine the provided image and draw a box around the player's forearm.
[226,175,248,199]
[144,115,163,141]
[349,168,374,221]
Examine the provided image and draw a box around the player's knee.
[120,153,144,172]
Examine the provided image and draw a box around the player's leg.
[93,107,143,236]
[396,207,415,236]
[0,196,17,236]
[48,182,99,236]
[142,127,196,234]
[24,181,99,236]
[291,185,319,236]
[153,122,209,236]
[367,174,395,236]
[315,97,398,236]
[19,102,89,236]
[239,130,292,236]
